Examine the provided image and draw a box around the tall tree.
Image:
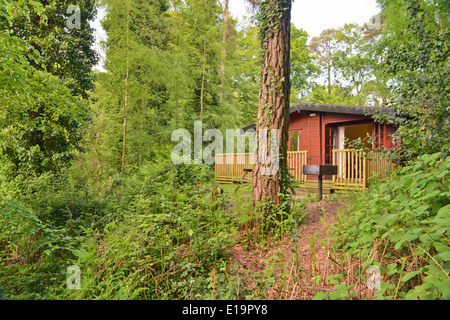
[290,24,319,104]
[169,0,223,126]
[121,2,130,176]
[252,0,291,214]
[0,0,98,176]
[229,23,260,126]
[306,21,391,106]
[86,0,173,175]
[309,29,338,96]
[5,0,98,98]
[218,0,230,103]
[374,0,450,159]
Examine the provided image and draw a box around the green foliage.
[58,163,240,300]
[0,199,82,299]
[303,84,362,105]
[320,153,450,300]
[4,0,99,98]
[0,1,97,177]
[375,0,450,159]
[0,162,246,299]
[290,24,319,103]
[227,22,260,126]
[307,22,390,106]
[0,30,91,176]
[5,0,449,302]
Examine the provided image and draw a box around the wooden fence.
[287,151,308,182]
[332,149,395,190]
[215,149,394,190]
[214,153,256,183]
[214,151,308,184]
[366,150,395,180]
[332,149,366,190]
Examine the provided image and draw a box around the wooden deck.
[214,149,395,191]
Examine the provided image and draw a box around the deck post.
[363,156,367,190]
[318,174,323,200]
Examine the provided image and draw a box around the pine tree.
[252,0,292,215]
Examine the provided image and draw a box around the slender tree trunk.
[252,0,292,214]
[139,99,144,168]
[327,43,332,95]
[218,0,229,103]
[432,0,444,32]
[200,33,207,118]
[121,3,130,176]
[327,63,331,95]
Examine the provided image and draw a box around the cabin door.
[324,126,337,164]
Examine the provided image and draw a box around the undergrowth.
[3,154,447,300]
[0,162,305,300]
[314,152,450,300]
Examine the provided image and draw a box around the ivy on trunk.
[252,0,292,217]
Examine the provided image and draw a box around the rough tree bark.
[252,0,291,213]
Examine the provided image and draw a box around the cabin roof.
[241,102,395,131]
[291,102,394,116]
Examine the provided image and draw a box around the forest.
[0,0,449,301]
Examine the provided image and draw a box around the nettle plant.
[321,152,449,300]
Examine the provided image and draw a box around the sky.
[92,0,381,72]
[228,0,381,37]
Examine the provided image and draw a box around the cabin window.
[289,131,300,151]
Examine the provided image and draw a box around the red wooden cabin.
[215,103,398,192]
[288,103,397,164]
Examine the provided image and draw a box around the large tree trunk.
[252,0,292,213]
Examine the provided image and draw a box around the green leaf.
[313,292,328,300]
[433,242,450,253]
[436,205,450,219]
[395,240,406,250]
[386,263,398,275]
[377,213,398,227]
[436,280,450,300]
[401,269,423,282]
[434,251,450,263]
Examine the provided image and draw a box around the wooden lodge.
[215,103,398,193]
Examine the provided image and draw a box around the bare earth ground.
[228,196,366,299]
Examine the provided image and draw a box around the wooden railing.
[214,153,256,183]
[332,149,366,190]
[366,150,395,180]
[287,151,308,182]
[214,151,308,184]
[215,149,394,189]
[332,149,395,190]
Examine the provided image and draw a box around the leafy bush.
[320,152,449,299]
[0,199,82,299]
[58,162,240,299]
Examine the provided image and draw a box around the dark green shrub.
[319,152,450,300]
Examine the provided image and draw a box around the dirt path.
[229,197,349,299]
